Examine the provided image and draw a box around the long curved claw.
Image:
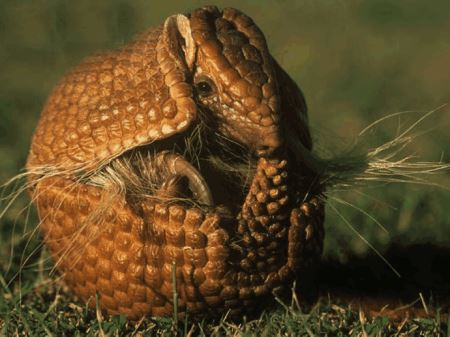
[155,151,214,206]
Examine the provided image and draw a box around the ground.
[0,1,449,335]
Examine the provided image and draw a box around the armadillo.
[27,6,325,320]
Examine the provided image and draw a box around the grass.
[1,276,447,336]
[0,0,449,335]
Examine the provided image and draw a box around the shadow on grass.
[319,243,450,315]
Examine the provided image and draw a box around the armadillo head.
[160,6,311,157]
[189,7,282,156]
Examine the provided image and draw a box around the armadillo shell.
[35,159,324,321]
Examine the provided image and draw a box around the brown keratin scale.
[27,6,325,320]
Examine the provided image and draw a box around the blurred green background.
[0,0,449,271]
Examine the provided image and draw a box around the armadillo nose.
[255,129,282,157]
[256,146,275,157]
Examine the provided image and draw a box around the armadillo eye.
[195,78,215,97]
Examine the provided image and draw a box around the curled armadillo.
[27,6,325,320]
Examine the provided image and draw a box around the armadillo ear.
[160,14,196,72]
